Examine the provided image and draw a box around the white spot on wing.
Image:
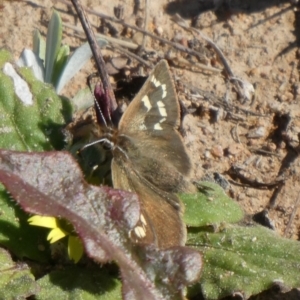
[151,75,161,87]
[157,100,167,117]
[161,84,167,98]
[134,226,146,238]
[3,63,33,105]
[154,123,163,130]
[154,117,166,130]
[140,214,147,226]
[141,95,151,111]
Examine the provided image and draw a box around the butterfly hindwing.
[111,158,186,248]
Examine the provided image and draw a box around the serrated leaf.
[181,182,244,227]
[0,248,39,299]
[0,150,202,300]
[36,265,122,300]
[44,10,62,83]
[187,223,300,299]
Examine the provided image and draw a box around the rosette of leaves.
[1,34,300,299]
[0,49,202,299]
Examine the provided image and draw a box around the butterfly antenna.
[80,138,114,151]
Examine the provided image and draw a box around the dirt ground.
[1,0,300,299]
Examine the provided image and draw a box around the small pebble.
[227,143,244,156]
[266,142,277,152]
[247,126,266,138]
[204,150,211,159]
[211,145,224,158]
[155,26,163,36]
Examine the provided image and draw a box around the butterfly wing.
[119,60,180,133]
[111,159,186,248]
[117,60,192,192]
[111,60,191,248]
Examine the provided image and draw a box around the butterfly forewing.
[119,60,180,137]
[117,60,192,181]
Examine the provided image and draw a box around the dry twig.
[63,22,139,50]
[140,0,149,51]
[71,0,117,120]
[284,192,300,238]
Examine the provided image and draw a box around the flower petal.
[28,216,57,228]
[68,235,84,263]
[47,227,67,243]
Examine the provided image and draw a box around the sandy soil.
[1,0,300,299]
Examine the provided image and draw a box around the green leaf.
[0,185,51,262]
[187,218,300,299]
[182,182,300,299]
[0,247,39,298]
[55,39,107,93]
[0,49,12,68]
[33,29,46,63]
[71,87,94,112]
[0,48,72,261]
[52,44,70,88]
[44,10,62,83]
[17,49,45,82]
[36,265,122,300]
[0,50,72,151]
[181,182,244,227]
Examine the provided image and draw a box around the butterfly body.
[100,60,193,249]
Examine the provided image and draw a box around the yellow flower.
[28,216,83,263]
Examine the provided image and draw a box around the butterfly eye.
[102,139,114,150]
